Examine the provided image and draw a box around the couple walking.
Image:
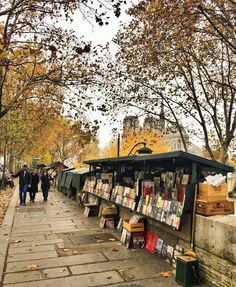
[13,165,50,205]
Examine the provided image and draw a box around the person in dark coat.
[13,165,31,205]
[29,169,39,202]
[41,170,50,201]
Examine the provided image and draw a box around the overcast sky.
[68,4,134,148]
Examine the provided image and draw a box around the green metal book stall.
[57,168,89,198]
[57,167,75,192]
[82,151,232,229]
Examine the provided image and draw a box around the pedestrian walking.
[41,170,50,201]
[29,169,39,202]
[13,165,31,205]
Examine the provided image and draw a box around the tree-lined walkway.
[0,186,211,287]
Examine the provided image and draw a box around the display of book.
[83,169,192,231]
[83,177,112,200]
[111,185,137,210]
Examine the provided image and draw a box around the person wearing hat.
[13,165,32,205]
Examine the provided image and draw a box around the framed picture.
[100,217,106,228]
[120,228,127,244]
[124,231,132,248]
[84,206,90,217]
[117,218,123,232]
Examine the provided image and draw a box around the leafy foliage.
[101,130,170,158]
[98,0,236,163]
[0,0,126,119]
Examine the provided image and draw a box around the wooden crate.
[197,194,227,202]
[123,219,144,232]
[198,183,227,196]
[196,200,234,216]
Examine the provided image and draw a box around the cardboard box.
[198,183,228,196]
[123,219,144,232]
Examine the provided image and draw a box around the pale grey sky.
[68,5,134,148]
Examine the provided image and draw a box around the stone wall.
[194,214,236,287]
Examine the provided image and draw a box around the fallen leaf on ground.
[58,267,66,272]
[72,250,79,255]
[63,248,71,252]
[27,264,39,270]
[160,271,170,277]
[96,240,104,243]
[13,240,21,243]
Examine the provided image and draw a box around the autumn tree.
[97,0,236,164]
[101,129,170,158]
[0,0,125,119]
[0,98,95,171]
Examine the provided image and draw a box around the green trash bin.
[176,255,200,287]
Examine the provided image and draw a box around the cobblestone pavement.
[0,187,212,287]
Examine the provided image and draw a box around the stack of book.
[111,185,137,210]
[95,181,111,200]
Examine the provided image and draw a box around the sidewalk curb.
[0,185,18,285]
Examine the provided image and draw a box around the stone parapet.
[195,246,235,287]
[195,214,236,263]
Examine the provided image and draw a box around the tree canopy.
[97,0,236,163]
[0,0,125,119]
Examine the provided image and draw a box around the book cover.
[84,206,90,217]
[99,217,106,228]
[145,231,158,254]
[181,174,190,185]
[161,243,168,259]
[123,186,131,196]
[124,231,132,248]
[132,232,145,249]
[156,208,162,221]
[117,218,123,231]
[142,181,154,196]
[156,238,164,253]
[166,245,174,264]
[120,228,127,244]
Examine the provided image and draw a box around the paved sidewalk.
[0,187,211,287]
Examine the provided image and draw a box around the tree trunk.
[219,144,229,164]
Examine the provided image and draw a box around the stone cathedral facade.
[122,106,201,154]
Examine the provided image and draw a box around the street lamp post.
[128,142,153,156]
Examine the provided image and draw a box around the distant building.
[123,104,202,155]
[123,116,140,137]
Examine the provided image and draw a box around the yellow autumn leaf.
[160,271,170,277]
[27,264,39,270]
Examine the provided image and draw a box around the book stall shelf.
[83,151,233,231]
[81,151,233,269]
[82,172,193,231]
[70,150,235,278]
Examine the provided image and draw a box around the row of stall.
[57,151,233,235]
